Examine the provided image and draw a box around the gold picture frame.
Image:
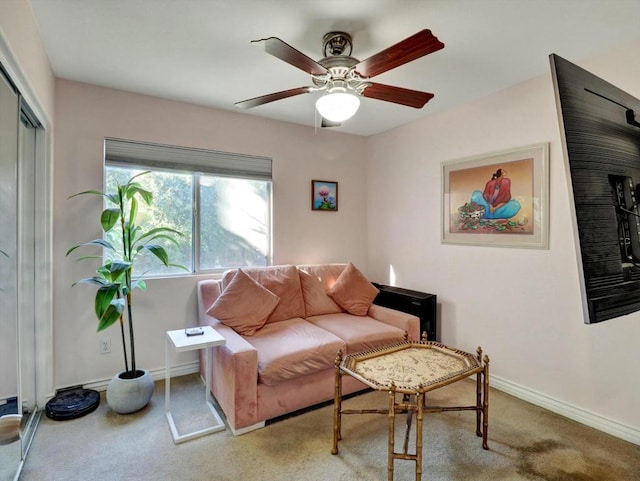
[441,143,549,249]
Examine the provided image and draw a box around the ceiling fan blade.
[354,29,444,78]
[235,87,313,109]
[362,83,434,108]
[252,37,329,76]
[321,117,341,128]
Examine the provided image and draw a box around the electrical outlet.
[100,338,111,354]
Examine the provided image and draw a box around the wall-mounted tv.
[551,54,640,324]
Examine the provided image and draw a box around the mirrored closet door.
[0,65,42,481]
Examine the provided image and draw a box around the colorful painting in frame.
[441,143,549,248]
[311,180,338,211]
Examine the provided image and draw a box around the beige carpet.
[19,374,640,481]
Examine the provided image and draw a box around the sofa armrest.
[367,304,420,341]
[200,316,260,431]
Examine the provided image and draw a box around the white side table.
[165,326,226,443]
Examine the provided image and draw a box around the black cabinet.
[372,283,438,342]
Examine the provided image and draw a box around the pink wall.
[0,0,54,121]
[366,41,640,442]
[52,80,368,387]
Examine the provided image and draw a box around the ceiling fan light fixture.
[315,91,360,122]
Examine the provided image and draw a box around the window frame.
[104,139,273,277]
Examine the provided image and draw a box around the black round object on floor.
[45,387,100,421]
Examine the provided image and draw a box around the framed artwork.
[441,143,549,248]
[311,180,338,211]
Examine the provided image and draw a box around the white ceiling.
[28,0,640,136]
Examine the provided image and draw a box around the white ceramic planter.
[106,369,154,414]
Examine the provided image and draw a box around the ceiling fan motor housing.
[322,32,353,57]
[315,32,368,94]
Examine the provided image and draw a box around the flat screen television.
[551,54,640,323]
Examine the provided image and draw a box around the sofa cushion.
[307,313,406,353]
[297,263,346,291]
[244,318,345,386]
[222,265,306,323]
[327,262,379,316]
[207,269,280,336]
[298,268,343,317]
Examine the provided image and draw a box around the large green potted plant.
[67,171,183,414]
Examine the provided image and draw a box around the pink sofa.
[197,263,420,435]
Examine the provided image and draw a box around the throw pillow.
[221,265,306,323]
[299,269,343,317]
[327,262,379,316]
[207,269,280,335]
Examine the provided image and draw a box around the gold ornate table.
[331,338,490,481]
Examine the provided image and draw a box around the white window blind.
[104,138,272,180]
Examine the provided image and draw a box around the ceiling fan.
[235,29,444,126]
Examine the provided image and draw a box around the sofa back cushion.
[222,265,305,323]
[207,269,280,335]
[297,264,347,292]
[298,267,343,317]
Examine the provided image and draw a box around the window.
[104,139,271,276]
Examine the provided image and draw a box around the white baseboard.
[490,375,640,446]
[82,361,201,392]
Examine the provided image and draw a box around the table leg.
[402,394,412,455]
[388,384,396,481]
[416,392,424,481]
[205,346,211,404]
[475,347,483,437]
[332,350,343,455]
[482,355,490,450]
[165,339,171,414]
[203,345,226,434]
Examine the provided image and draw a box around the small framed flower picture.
[311,180,338,211]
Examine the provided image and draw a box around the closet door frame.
[0,34,53,416]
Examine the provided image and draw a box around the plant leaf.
[95,284,120,319]
[102,260,132,283]
[129,185,153,205]
[97,298,125,332]
[68,189,107,199]
[73,255,103,262]
[105,193,119,205]
[101,208,120,232]
[140,244,169,265]
[72,276,110,288]
[124,174,152,199]
[126,171,151,185]
[133,236,180,258]
[129,195,138,227]
[66,239,116,256]
[137,227,183,243]
[168,263,190,272]
[131,278,147,291]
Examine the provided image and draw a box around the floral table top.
[343,343,483,393]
